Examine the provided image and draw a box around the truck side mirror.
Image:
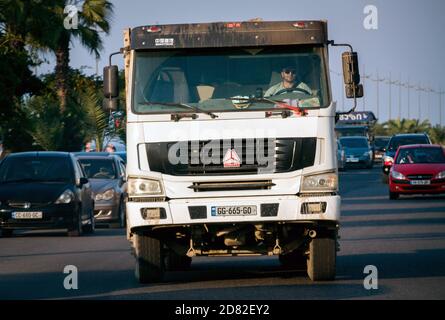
[103,65,119,111]
[342,52,364,99]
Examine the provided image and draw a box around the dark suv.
[382,133,432,182]
[0,152,94,237]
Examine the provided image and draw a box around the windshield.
[395,147,445,164]
[78,159,117,179]
[133,46,329,114]
[0,156,72,183]
[340,138,369,148]
[388,136,430,151]
[335,127,367,138]
[374,138,390,148]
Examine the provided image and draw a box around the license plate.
[346,158,359,163]
[410,180,430,185]
[12,211,43,219]
[211,205,257,216]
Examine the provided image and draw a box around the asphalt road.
[1,165,445,300]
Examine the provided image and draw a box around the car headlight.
[301,172,338,192]
[391,170,406,180]
[128,178,163,196]
[435,171,445,179]
[55,189,74,204]
[95,189,114,201]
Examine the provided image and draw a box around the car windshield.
[340,138,369,148]
[335,127,367,137]
[133,46,329,114]
[0,156,72,183]
[78,159,117,179]
[395,148,445,164]
[388,136,429,151]
[374,138,390,148]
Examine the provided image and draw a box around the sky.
[37,0,445,126]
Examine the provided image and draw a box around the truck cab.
[103,20,363,283]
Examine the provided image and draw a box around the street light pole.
[398,73,402,120]
[376,69,380,119]
[407,78,410,119]
[418,82,421,120]
[389,72,392,121]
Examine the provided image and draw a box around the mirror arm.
[108,49,124,67]
[328,40,358,117]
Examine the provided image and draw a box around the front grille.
[407,174,433,180]
[189,180,274,192]
[146,138,316,176]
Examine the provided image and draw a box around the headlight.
[55,189,74,204]
[95,189,114,201]
[391,170,406,180]
[301,172,338,192]
[128,178,163,196]
[435,171,445,179]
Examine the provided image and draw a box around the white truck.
[103,20,363,283]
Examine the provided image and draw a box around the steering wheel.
[271,87,311,96]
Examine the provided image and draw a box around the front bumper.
[0,203,78,230]
[390,179,445,194]
[93,201,120,223]
[126,194,341,230]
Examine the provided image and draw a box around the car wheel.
[307,237,336,281]
[134,233,165,283]
[82,207,95,234]
[389,191,399,200]
[110,200,125,229]
[0,229,13,238]
[67,210,83,237]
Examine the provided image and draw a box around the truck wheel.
[389,191,399,200]
[307,237,336,281]
[134,233,164,283]
[165,250,192,271]
[279,250,307,269]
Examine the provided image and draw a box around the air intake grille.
[146,137,316,176]
[189,180,275,192]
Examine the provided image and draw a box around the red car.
[389,144,445,200]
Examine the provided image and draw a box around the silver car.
[75,153,127,228]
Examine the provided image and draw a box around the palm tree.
[54,0,113,111]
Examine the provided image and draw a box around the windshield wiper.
[225,97,307,116]
[141,101,218,120]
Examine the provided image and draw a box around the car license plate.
[211,205,257,216]
[410,180,431,185]
[12,211,43,219]
[347,158,359,163]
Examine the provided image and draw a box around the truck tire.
[165,250,192,271]
[279,249,307,269]
[307,237,336,281]
[134,233,164,283]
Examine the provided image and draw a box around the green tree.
[53,0,113,112]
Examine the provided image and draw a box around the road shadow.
[337,248,445,281]
[0,255,388,300]
[2,228,125,238]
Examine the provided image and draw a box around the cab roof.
[130,20,328,50]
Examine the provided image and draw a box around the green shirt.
[264,82,312,97]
